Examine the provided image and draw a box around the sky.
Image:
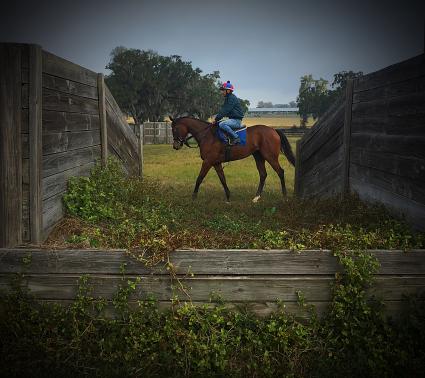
[1,0,424,107]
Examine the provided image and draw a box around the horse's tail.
[276,129,296,166]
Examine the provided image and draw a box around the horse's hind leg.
[252,151,267,203]
[214,163,230,202]
[265,156,287,197]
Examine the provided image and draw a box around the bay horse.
[170,117,296,202]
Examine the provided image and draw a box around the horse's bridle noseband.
[172,124,204,148]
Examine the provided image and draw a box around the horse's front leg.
[214,163,230,202]
[192,160,213,200]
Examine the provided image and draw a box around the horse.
[170,117,296,202]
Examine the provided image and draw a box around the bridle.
[173,128,196,148]
[172,121,213,148]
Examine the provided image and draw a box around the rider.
[213,81,244,145]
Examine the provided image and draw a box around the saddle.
[215,126,247,162]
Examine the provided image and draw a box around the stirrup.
[229,137,240,146]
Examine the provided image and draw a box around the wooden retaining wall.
[0,43,142,247]
[1,248,424,317]
[296,53,425,230]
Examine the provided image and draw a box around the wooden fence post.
[97,73,107,166]
[0,44,22,247]
[28,44,43,244]
[138,124,144,178]
[165,121,169,144]
[342,79,354,194]
[294,139,301,197]
[153,122,157,144]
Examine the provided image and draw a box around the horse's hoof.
[225,200,231,205]
[252,196,261,203]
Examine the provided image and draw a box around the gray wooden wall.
[0,43,142,247]
[296,53,425,230]
[349,54,425,229]
[0,248,424,318]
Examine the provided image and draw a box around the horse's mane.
[172,116,211,126]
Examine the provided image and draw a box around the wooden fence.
[295,53,425,230]
[0,248,424,317]
[0,43,141,248]
[129,122,307,145]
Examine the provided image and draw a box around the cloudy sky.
[1,0,424,106]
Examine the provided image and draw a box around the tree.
[239,98,250,114]
[257,101,273,108]
[296,70,363,125]
[105,47,224,123]
[296,75,330,125]
[328,70,363,104]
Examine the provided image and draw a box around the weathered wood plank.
[298,145,344,197]
[43,110,100,134]
[300,172,344,199]
[0,274,424,303]
[28,44,43,244]
[350,133,425,160]
[42,129,101,155]
[23,85,99,114]
[342,79,354,193]
[105,99,138,147]
[0,274,332,302]
[0,44,22,247]
[36,299,333,319]
[350,178,425,230]
[21,108,29,133]
[351,92,425,119]
[106,111,139,175]
[300,129,344,175]
[294,139,301,196]
[300,109,345,163]
[41,87,99,114]
[353,74,425,104]
[42,191,65,235]
[97,74,107,165]
[355,54,425,93]
[22,184,30,242]
[42,72,98,99]
[1,249,425,275]
[42,50,97,87]
[350,147,425,182]
[351,113,425,136]
[42,162,95,200]
[42,145,101,178]
[138,124,143,177]
[349,162,425,205]
[300,96,345,148]
[105,85,138,146]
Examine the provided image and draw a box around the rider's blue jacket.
[215,93,245,122]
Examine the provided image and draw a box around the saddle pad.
[218,127,247,146]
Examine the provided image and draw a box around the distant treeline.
[256,101,297,108]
